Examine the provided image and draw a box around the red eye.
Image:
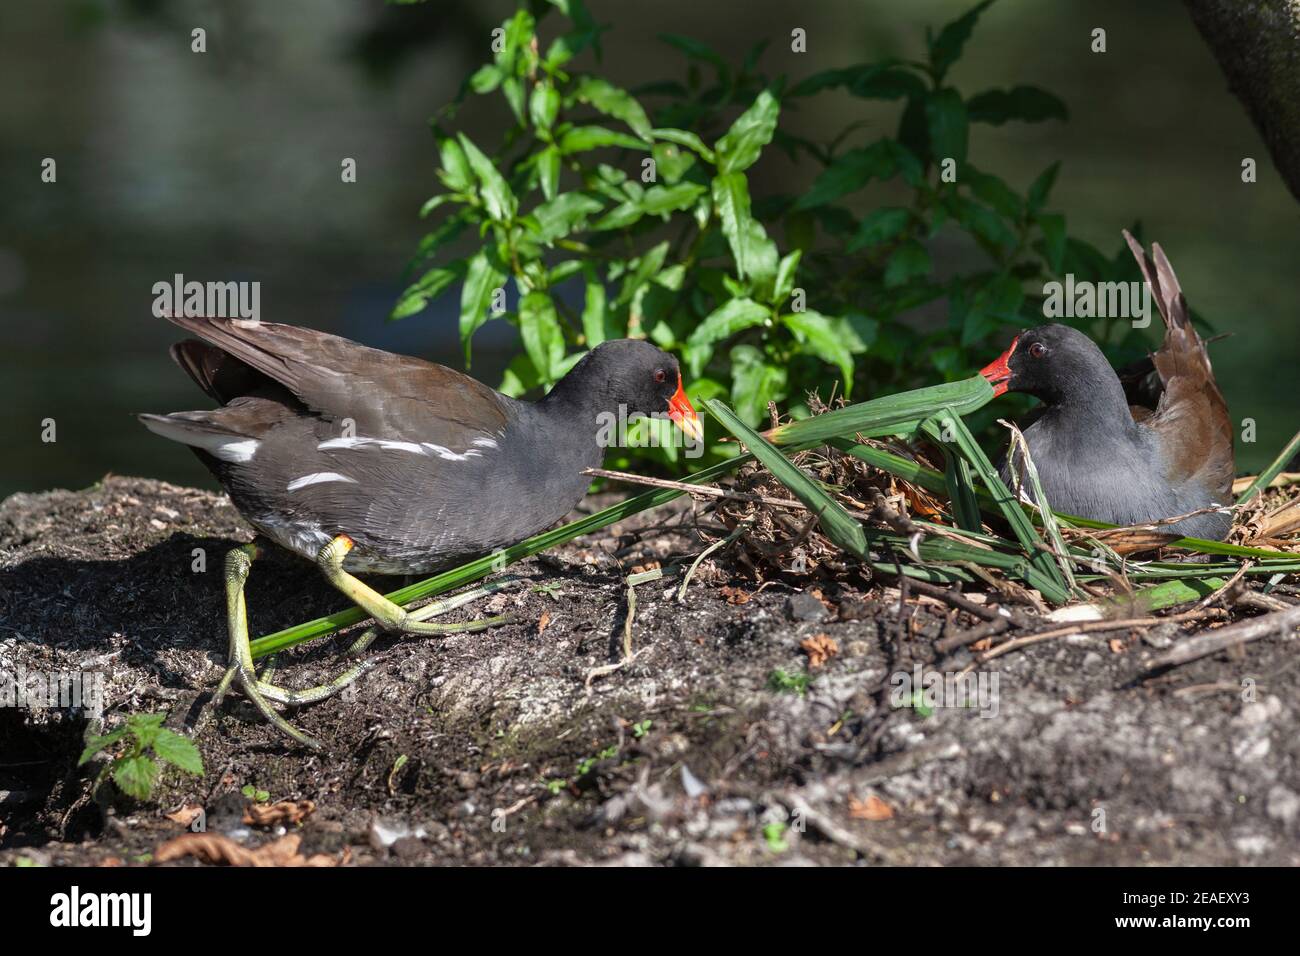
[1028,342,1047,359]
[654,369,667,383]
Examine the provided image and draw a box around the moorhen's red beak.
[667,372,704,442]
[979,337,1019,397]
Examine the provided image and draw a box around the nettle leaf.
[537,145,561,201]
[559,125,651,154]
[529,192,604,244]
[729,343,788,426]
[967,86,1068,125]
[925,88,968,165]
[712,173,778,284]
[458,133,517,222]
[572,76,652,140]
[392,263,465,320]
[151,729,204,776]
[782,311,855,394]
[685,297,770,377]
[112,756,158,801]
[884,240,932,288]
[519,290,566,384]
[651,127,716,163]
[459,247,508,364]
[794,140,918,210]
[929,0,996,81]
[846,206,913,252]
[714,90,779,174]
[79,726,128,766]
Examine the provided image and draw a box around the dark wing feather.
[1122,230,1234,502]
[163,315,511,443]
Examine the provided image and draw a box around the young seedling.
[79,713,204,801]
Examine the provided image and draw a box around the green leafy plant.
[79,713,204,801]
[241,783,271,803]
[767,668,813,696]
[394,0,1155,464]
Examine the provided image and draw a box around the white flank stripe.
[286,472,358,491]
[317,437,424,454]
[213,439,260,463]
[317,434,490,461]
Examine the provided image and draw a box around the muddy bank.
[1,477,1296,865]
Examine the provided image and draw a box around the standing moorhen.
[141,314,702,748]
[978,231,1234,540]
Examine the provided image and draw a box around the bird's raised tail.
[1122,230,1234,507]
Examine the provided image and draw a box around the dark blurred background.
[2,0,1296,499]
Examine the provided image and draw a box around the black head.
[980,324,1121,407]
[546,339,702,440]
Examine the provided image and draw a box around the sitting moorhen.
[979,231,1233,540]
[141,314,702,747]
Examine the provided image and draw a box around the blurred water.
[1,0,1296,499]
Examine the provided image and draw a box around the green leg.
[316,535,513,635]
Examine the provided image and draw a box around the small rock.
[837,598,873,621]
[390,835,425,860]
[1266,786,1300,827]
[786,592,826,623]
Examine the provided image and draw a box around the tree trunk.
[1184,0,1300,203]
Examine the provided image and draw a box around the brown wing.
[1122,230,1234,502]
[164,315,511,443]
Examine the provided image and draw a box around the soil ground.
[1,476,1297,866]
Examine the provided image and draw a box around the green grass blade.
[765,375,994,447]
[705,398,868,557]
[1237,427,1300,505]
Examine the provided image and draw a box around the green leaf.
[954,197,1017,252]
[581,264,608,347]
[459,249,507,364]
[884,240,931,288]
[519,290,566,383]
[392,264,463,320]
[559,126,650,154]
[715,90,779,174]
[926,88,968,165]
[773,250,801,304]
[650,141,696,183]
[685,297,770,377]
[79,727,128,766]
[794,140,917,210]
[469,64,502,95]
[530,192,604,243]
[651,127,716,163]
[457,133,517,222]
[537,145,561,201]
[529,82,560,131]
[640,182,707,216]
[151,729,204,776]
[929,0,996,81]
[782,311,855,394]
[1027,161,1060,213]
[1038,212,1066,273]
[572,76,652,140]
[112,755,159,801]
[712,173,778,284]
[965,166,1023,219]
[846,206,912,252]
[437,137,474,193]
[727,345,788,426]
[967,86,1068,126]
